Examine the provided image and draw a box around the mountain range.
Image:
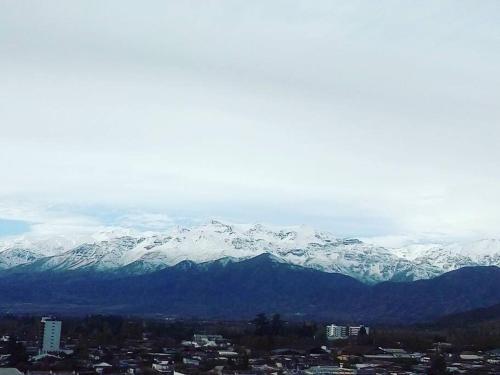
[0,253,499,323]
[1,220,500,283]
[1,221,500,322]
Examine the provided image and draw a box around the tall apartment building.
[40,317,62,353]
[326,324,369,340]
[348,325,370,336]
[326,324,348,340]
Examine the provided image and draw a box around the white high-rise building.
[326,324,348,340]
[348,325,369,336]
[41,317,62,353]
[326,324,369,340]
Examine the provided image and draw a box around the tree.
[236,351,249,370]
[252,313,269,336]
[428,354,447,375]
[6,337,28,366]
[270,314,284,336]
[356,326,370,345]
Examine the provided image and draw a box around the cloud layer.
[0,1,499,239]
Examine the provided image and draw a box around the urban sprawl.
[0,315,499,375]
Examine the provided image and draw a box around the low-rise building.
[152,360,174,374]
[305,365,357,374]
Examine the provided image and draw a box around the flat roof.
[0,369,24,375]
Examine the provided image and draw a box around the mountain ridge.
[0,253,498,323]
[1,221,500,283]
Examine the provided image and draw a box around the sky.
[0,1,499,242]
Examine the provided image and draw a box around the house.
[305,365,357,374]
[93,362,113,374]
[152,360,174,374]
[30,353,62,362]
[459,353,483,360]
[182,357,200,367]
[0,354,11,366]
[363,347,420,360]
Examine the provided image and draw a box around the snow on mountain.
[393,239,500,279]
[20,236,147,272]
[0,235,76,269]
[1,220,499,283]
[0,247,45,269]
[0,228,140,256]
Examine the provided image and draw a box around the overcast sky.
[0,1,499,242]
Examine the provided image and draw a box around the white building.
[40,317,62,353]
[326,324,348,340]
[348,326,369,336]
[152,360,174,374]
[305,366,356,374]
[93,362,113,374]
[326,324,369,340]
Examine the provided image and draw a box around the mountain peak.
[247,252,288,264]
[209,219,230,226]
[1,223,500,284]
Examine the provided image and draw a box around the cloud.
[115,212,174,231]
[0,200,179,239]
[0,200,104,236]
[0,1,499,239]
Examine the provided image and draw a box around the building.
[93,362,113,374]
[326,325,348,340]
[305,366,357,374]
[348,326,369,336]
[40,317,62,353]
[0,369,24,375]
[152,360,174,374]
[326,324,369,340]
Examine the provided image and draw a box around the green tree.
[252,313,269,336]
[356,326,370,345]
[270,314,284,336]
[7,337,28,366]
[428,354,447,375]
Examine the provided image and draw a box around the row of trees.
[251,313,320,338]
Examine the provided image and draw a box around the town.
[0,315,499,375]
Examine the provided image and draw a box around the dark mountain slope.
[432,302,500,328]
[0,254,499,323]
[363,266,500,323]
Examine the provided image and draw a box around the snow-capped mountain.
[0,229,144,270]
[0,247,45,269]
[0,220,499,283]
[22,236,146,272]
[392,239,500,280]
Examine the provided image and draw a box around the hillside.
[0,254,499,324]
